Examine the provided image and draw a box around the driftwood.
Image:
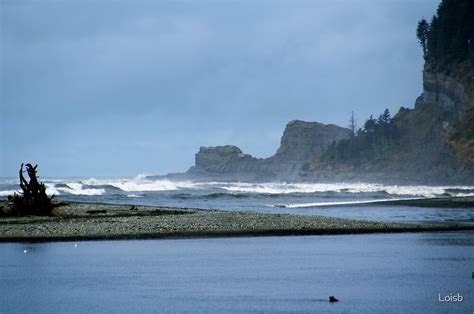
[6,163,53,216]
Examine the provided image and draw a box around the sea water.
[1,177,473,224]
[1,232,472,313]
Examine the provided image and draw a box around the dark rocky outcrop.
[186,145,267,181]
[180,121,351,181]
[263,121,351,179]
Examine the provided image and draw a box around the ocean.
[1,176,473,225]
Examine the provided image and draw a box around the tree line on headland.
[417,0,473,68]
[305,0,473,180]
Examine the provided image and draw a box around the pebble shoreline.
[1,202,472,242]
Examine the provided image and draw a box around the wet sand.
[0,201,472,242]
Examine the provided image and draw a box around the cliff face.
[184,120,351,181]
[391,64,473,182]
[273,121,352,162]
[438,62,474,163]
[264,121,351,179]
[405,65,471,150]
[301,62,474,183]
[420,69,468,119]
[412,63,473,166]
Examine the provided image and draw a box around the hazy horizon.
[1,0,439,177]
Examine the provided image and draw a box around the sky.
[1,0,439,178]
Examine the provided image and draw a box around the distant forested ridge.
[301,0,474,183]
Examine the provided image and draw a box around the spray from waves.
[80,175,195,192]
[0,176,196,197]
[57,183,105,196]
[0,190,20,197]
[220,182,474,198]
[451,192,474,197]
[1,176,473,199]
[38,183,105,196]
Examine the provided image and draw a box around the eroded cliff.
[184,120,351,181]
[301,61,474,183]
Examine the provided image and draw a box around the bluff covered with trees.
[302,0,474,183]
[417,0,474,163]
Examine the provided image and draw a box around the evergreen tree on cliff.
[416,18,430,60]
[421,0,474,66]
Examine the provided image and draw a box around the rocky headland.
[160,62,473,184]
[154,0,473,184]
[162,120,351,182]
[301,62,474,184]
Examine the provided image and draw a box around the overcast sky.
[1,0,439,177]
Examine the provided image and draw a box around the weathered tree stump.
[7,163,54,216]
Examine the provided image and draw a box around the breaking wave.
[80,176,195,192]
[0,190,19,197]
[45,183,105,196]
[219,182,474,198]
[1,177,473,200]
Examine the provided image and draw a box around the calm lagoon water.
[1,232,473,313]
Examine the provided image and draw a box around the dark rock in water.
[182,121,351,181]
[194,145,246,169]
[329,296,339,303]
[186,145,266,181]
[193,145,261,174]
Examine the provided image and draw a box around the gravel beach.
[0,201,472,242]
